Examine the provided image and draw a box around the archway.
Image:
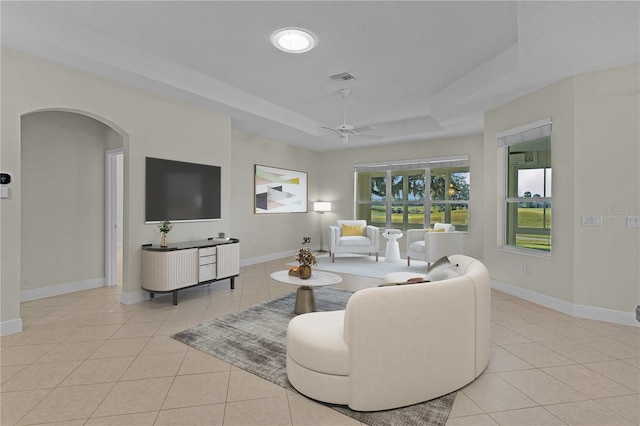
[20,109,128,301]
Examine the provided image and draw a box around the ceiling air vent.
[330,72,356,82]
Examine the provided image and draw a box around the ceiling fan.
[317,89,379,144]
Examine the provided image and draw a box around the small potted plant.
[294,247,317,279]
[158,220,173,247]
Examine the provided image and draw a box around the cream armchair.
[406,223,464,266]
[329,220,379,263]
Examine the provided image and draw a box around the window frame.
[498,119,552,257]
[354,156,470,231]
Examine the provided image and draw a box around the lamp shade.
[313,201,332,212]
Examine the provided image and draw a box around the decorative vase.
[160,233,168,247]
[298,264,312,279]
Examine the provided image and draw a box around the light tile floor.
[2,257,638,425]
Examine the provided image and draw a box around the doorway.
[106,148,124,286]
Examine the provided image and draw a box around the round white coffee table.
[382,229,403,263]
[270,270,342,314]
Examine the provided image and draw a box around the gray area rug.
[171,287,456,426]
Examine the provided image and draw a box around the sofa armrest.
[424,231,465,258]
[365,225,379,245]
[407,229,428,242]
[329,226,340,247]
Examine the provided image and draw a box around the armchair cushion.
[409,240,426,252]
[287,311,349,376]
[338,236,372,246]
[342,224,363,236]
[434,223,455,232]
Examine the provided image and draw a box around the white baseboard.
[240,247,317,268]
[20,277,106,302]
[491,279,639,327]
[120,290,148,305]
[572,303,639,328]
[1,318,23,336]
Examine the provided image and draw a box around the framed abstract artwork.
[254,165,308,214]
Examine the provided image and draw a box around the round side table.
[382,229,403,263]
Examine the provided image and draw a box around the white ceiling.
[2,1,638,151]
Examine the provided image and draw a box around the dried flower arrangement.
[295,247,317,267]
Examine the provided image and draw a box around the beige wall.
[21,112,108,292]
[230,131,321,261]
[484,77,576,303]
[572,66,639,311]
[1,48,232,331]
[484,64,639,317]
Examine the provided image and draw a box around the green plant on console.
[158,220,173,247]
[158,220,173,235]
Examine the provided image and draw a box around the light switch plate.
[581,215,602,227]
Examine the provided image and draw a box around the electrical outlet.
[520,265,527,275]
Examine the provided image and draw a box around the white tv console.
[141,238,239,305]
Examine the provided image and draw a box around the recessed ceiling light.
[271,28,316,53]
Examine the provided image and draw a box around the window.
[355,157,470,231]
[498,119,552,253]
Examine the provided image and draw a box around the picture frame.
[254,165,308,214]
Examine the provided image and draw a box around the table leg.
[295,286,316,315]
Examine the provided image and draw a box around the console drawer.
[199,247,216,257]
[199,263,216,282]
[199,255,216,266]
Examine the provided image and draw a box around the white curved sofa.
[286,255,490,411]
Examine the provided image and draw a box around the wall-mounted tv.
[145,157,221,223]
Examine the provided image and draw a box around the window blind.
[354,156,469,173]
[496,118,552,148]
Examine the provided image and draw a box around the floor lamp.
[313,201,332,252]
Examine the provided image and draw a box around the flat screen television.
[145,157,221,222]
